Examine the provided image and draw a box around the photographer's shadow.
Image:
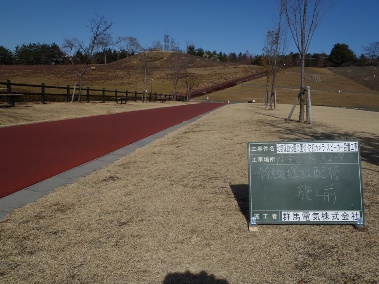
[163,270,229,284]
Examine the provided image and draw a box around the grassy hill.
[0,52,262,95]
[108,51,226,69]
[194,67,379,111]
[330,66,378,92]
[1,54,378,110]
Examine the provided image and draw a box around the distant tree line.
[0,42,136,65]
[0,41,378,67]
[252,42,379,68]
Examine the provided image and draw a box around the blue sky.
[1,0,378,56]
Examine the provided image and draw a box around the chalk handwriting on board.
[256,165,340,181]
[320,153,345,163]
[276,153,346,165]
[298,184,337,204]
[248,140,364,225]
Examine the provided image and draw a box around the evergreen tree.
[13,43,64,64]
[0,46,13,64]
[195,48,204,57]
[328,43,357,67]
[186,44,196,55]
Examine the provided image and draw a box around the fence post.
[6,79,11,93]
[126,90,128,102]
[41,83,45,104]
[115,89,118,101]
[66,85,70,102]
[86,87,90,103]
[102,88,105,102]
[134,91,137,102]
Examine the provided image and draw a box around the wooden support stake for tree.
[287,88,307,122]
[286,96,299,121]
[306,86,312,124]
[274,90,277,109]
[299,93,305,122]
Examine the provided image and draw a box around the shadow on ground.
[258,118,379,167]
[162,271,229,284]
[230,184,249,224]
[229,113,379,223]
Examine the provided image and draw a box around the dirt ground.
[0,102,378,283]
[0,101,195,127]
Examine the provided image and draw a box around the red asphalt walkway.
[0,103,224,198]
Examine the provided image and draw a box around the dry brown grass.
[0,101,193,127]
[194,67,379,111]
[0,52,261,95]
[331,66,379,92]
[1,61,379,282]
[2,57,378,111]
[0,103,379,283]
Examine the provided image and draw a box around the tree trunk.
[299,0,307,122]
[270,56,277,110]
[299,55,305,122]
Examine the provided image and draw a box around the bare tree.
[263,3,287,110]
[282,0,325,122]
[116,36,143,58]
[151,40,162,51]
[142,50,151,102]
[263,31,279,108]
[363,41,379,65]
[170,37,179,52]
[169,51,187,99]
[63,14,112,101]
[183,72,201,101]
[98,33,114,64]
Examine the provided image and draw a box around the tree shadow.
[259,119,379,167]
[162,270,229,284]
[229,184,249,224]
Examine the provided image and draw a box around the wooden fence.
[0,80,177,104]
[0,71,267,105]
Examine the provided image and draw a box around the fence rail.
[0,71,266,105]
[0,80,177,104]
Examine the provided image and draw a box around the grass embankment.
[194,67,379,111]
[0,52,262,95]
[1,56,378,111]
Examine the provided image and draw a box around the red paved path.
[0,103,223,198]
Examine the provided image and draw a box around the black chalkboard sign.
[248,141,364,225]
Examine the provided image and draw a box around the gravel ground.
[0,102,378,283]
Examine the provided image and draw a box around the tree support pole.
[306,86,312,124]
[286,88,304,121]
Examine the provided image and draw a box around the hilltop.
[108,51,230,69]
